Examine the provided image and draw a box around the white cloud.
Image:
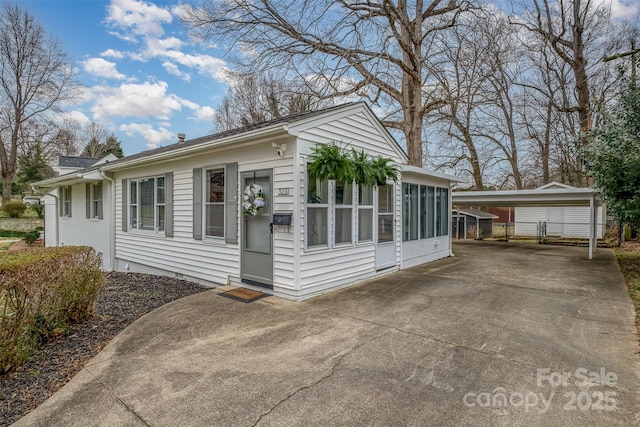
[162,61,191,82]
[193,105,216,122]
[105,0,172,39]
[610,0,639,19]
[89,81,182,122]
[60,110,92,127]
[83,58,126,80]
[101,48,125,59]
[119,122,174,148]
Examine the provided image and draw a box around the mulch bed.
[0,272,208,426]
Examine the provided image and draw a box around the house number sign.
[277,188,291,196]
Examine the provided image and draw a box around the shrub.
[2,201,26,218]
[32,204,44,218]
[0,246,105,372]
[24,230,40,245]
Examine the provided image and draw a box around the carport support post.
[588,196,594,260]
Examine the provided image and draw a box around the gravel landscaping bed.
[0,272,209,426]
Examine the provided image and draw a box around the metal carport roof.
[452,188,602,259]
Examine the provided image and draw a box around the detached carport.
[452,187,603,259]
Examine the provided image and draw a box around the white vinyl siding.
[46,182,113,270]
[514,206,605,238]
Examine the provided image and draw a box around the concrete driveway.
[16,241,640,426]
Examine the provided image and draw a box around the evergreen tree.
[17,142,54,191]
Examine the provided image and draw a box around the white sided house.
[39,155,119,270]
[515,182,605,239]
[35,103,457,300]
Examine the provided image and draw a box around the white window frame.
[129,176,165,233]
[204,166,225,239]
[90,182,102,219]
[403,183,448,241]
[60,186,71,217]
[334,180,355,246]
[305,170,330,249]
[357,184,374,243]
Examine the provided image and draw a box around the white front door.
[376,184,396,270]
[241,170,273,288]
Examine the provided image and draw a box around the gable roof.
[58,156,101,168]
[37,102,407,188]
[537,182,575,190]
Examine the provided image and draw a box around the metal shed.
[452,209,498,239]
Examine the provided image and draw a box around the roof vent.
[177,133,186,143]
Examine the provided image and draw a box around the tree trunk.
[399,0,423,167]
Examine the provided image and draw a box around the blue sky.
[19,0,640,157]
[22,0,230,156]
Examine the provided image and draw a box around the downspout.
[31,184,58,246]
[100,171,116,272]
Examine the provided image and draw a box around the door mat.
[220,287,267,303]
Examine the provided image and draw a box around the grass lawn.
[615,245,640,334]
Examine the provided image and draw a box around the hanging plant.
[351,148,377,187]
[242,183,266,216]
[371,156,399,186]
[307,142,399,186]
[307,142,356,184]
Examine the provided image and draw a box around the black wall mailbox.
[272,213,292,226]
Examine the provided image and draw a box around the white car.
[22,196,41,206]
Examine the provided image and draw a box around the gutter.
[100,171,116,272]
[100,124,289,172]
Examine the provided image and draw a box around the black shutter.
[165,172,174,237]
[193,168,203,240]
[59,187,63,217]
[86,184,91,219]
[224,163,238,244]
[68,186,72,217]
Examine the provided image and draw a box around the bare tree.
[183,0,470,167]
[511,0,610,146]
[212,72,333,132]
[0,4,76,202]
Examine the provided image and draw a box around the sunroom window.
[358,185,373,242]
[307,172,328,247]
[334,181,353,245]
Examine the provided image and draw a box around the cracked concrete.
[14,241,640,426]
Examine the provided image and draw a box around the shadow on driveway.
[15,241,640,426]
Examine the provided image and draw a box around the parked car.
[22,196,42,206]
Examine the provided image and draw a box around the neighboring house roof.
[58,156,101,168]
[536,182,576,190]
[35,102,412,187]
[452,209,499,219]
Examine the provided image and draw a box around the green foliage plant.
[0,246,105,372]
[307,142,356,184]
[307,142,399,186]
[32,204,44,218]
[371,156,399,185]
[2,201,26,218]
[583,79,640,229]
[351,149,377,187]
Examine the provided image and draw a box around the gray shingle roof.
[84,102,362,173]
[58,156,101,168]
